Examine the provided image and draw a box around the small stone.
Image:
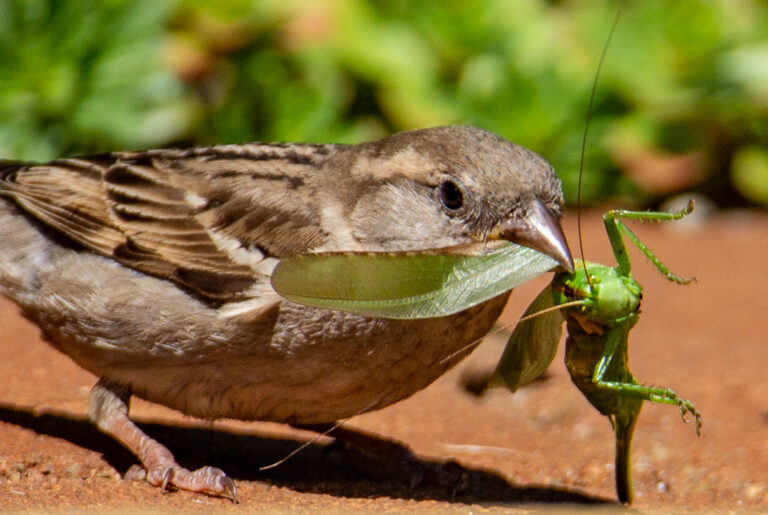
[25,454,43,467]
[744,483,765,500]
[96,467,120,481]
[64,464,81,476]
[123,464,147,482]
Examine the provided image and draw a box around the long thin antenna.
[258,396,384,471]
[578,3,624,289]
[258,423,345,471]
[438,298,587,366]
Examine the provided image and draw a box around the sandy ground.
[0,209,766,512]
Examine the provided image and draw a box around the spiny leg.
[602,200,695,283]
[88,379,237,502]
[591,381,702,436]
[607,199,694,224]
[593,332,702,435]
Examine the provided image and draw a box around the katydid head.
[553,261,642,327]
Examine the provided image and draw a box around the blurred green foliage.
[0,0,196,159]
[0,0,766,207]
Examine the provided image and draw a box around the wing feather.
[0,145,331,301]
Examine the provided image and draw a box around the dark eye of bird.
[439,180,464,211]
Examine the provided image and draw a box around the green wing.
[493,283,564,391]
[271,242,558,319]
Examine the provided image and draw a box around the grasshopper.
[470,202,703,504]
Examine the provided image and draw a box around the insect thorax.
[553,260,642,327]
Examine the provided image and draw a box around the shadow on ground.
[0,401,607,505]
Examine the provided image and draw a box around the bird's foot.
[138,437,236,501]
[88,379,237,502]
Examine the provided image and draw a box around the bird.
[0,125,573,501]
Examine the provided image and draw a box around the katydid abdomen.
[560,285,643,505]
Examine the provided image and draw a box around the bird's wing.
[0,144,335,301]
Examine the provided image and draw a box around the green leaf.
[271,242,558,319]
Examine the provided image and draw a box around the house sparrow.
[0,126,572,501]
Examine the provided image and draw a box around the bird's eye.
[439,180,464,211]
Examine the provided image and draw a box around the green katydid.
[493,6,701,504]
[471,201,703,505]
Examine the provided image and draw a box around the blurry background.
[0,0,766,208]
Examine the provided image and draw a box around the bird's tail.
[0,161,23,190]
[0,161,49,300]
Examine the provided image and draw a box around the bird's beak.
[494,200,574,273]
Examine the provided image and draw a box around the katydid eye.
[439,180,464,211]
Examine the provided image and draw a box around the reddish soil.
[0,209,766,512]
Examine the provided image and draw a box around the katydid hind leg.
[593,369,703,435]
[594,381,702,435]
[590,325,702,433]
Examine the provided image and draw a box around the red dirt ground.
[0,209,766,512]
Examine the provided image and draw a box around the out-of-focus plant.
[1,0,766,207]
[0,0,196,160]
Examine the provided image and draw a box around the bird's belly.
[109,295,509,423]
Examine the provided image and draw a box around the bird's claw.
[143,462,236,502]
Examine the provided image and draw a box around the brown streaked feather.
[0,145,333,300]
[1,161,128,252]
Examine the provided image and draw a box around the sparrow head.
[330,126,573,272]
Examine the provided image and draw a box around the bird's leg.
[88,379,237,502]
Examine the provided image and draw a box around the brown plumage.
[0,126,572,501]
